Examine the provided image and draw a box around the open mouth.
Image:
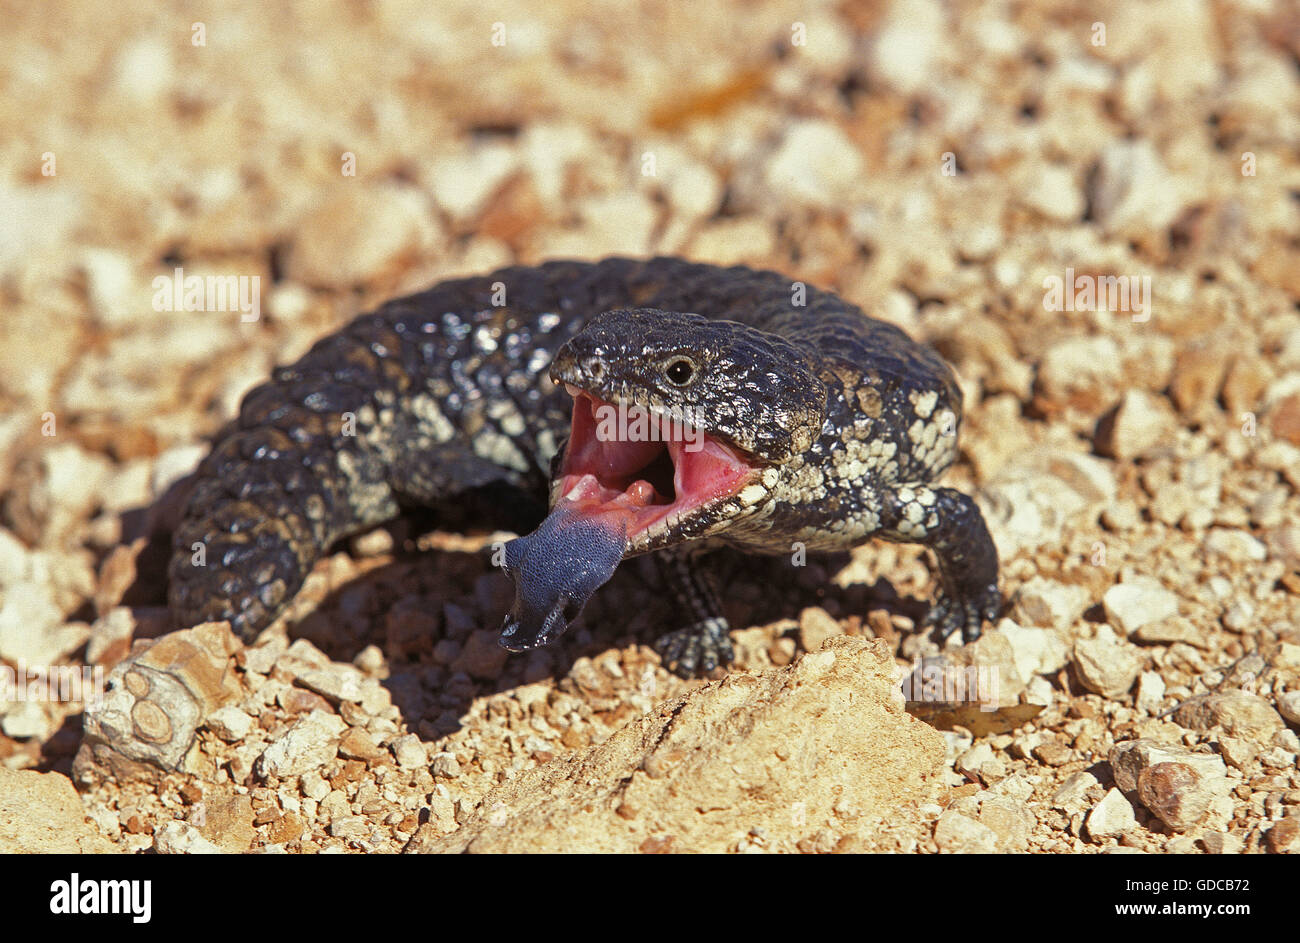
[553,385,762,546]
[496,384,766,654]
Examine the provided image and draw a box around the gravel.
[934,811,999,853]
[1172,691,1287,745]
[1085,789,1138,843]
[1073,630,1143,700]
[5,0,1299,856]
[254,711,347,780]
[1136,762,1216,832]
[1103,579,1180,636]
[1109,739,1229,794]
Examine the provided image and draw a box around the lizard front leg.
[874,484,1001,643]
[651,546,734,677]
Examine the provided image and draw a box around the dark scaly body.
[168,257,1000,674]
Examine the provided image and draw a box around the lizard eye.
[665,357,696,386]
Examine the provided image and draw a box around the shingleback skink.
[167,257,1001,676]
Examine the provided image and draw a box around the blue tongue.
[497,503,628,651]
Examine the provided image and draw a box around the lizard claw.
[654,618,734,678]
[924,583,1000,644]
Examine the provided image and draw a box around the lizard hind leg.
[651,547,735,677]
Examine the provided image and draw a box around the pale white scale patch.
[791,504,879,546]
[782,460,827,499]
[536,428,559,467]
[525,349,551,376]
[473,325,499,353]
[335,448,396,519]
[407,393,457,443]
[867,439,898,461]
[485,397,526,437]
[471,427,530,472]
[910,389,938,419]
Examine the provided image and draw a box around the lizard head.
[545,307,827,555]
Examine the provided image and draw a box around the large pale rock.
[1085,788,1138,842]
[1109,738,1228,792]
[1074,629,1143,699]
[1173,691,1285,745]
[764,120,864,209]
[406,638,945,853]
[1088,139,1185,238]
[0,583,84,664]
[75,622,242,781]
[1095,390,1177,461]
[254,710,346,780]
[0,769,117,853]
[285,185,434,288]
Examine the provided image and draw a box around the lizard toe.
[654,619,733,678]
[923,595,962,643]
[925,583,1000,645]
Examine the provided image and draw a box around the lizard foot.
[653,617,734,678]
[924,582,1001,645]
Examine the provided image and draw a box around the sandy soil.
[1,0,1298,853]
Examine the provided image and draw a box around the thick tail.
[166,275,572,640]
[168,317,409,639]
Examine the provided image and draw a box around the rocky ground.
[1,0,1299,854]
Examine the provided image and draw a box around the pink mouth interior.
[554,389,757,538]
